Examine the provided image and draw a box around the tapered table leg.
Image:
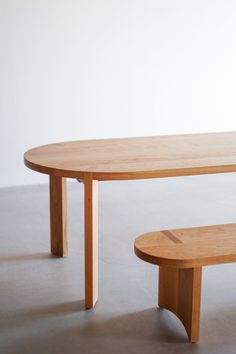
[84,174,98,309]
[158,266,202,342]
[50,175,68,257]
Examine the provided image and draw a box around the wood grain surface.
[24,131,236,180]
[134,223,236,268]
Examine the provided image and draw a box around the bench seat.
[134,223,236,268]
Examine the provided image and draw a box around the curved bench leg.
[158,266,202,343]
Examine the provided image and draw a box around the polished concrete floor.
[1,174,236,354]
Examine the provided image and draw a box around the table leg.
[50,175,68,257]
[84,174,98,309]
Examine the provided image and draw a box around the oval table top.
[24,131,236,180]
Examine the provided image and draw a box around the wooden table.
[24,131,236,309]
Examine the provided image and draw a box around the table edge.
[24,155,236,180]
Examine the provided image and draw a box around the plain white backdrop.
[1,0,236,187]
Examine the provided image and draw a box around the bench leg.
[84,174,98,309]
[50,175,68,257]
[158,266,202,343]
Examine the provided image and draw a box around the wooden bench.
[134,223,236,343]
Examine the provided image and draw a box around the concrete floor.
[1,174,236,354]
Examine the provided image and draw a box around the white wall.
[1,0,236,187]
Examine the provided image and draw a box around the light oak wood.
[24,131,236,181]
[24,132,236,310]
[134,223,236,268]
[158,266,202,343]
[84,174,98,309]
[50,175,67,257]
[134,224,236,342]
